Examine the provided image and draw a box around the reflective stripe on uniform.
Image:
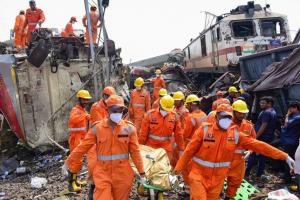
[92,125,97,135]
[98,153,129,161]
[234,128,239,145]
[148,134,171,141]
[132,103,145,107]
[191,117,206,126]
[235,149,246,154]
[68,127,86,132]
[192,157,231,168]
[203,125,209,139]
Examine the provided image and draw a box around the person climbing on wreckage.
[174,104,295,200]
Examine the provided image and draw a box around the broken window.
[232,20,255,38]
[201,35,207,57]
[260,18,285,37]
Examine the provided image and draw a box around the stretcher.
[224,179,260,200]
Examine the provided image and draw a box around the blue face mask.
[110,113,122,123]
[218,118,232,130]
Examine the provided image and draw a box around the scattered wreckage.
[0,27,128,150]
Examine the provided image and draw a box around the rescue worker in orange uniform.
[82,6,101,45]
[61,16,77,37]
[13,10,27,49]
[23,0,45,43]
[151,69,166,103]
[175,104,295,200]
[206,103,233,123]
[224,100,256,200]
[173,91,189,127]
[63,95,145,200]
[129,77,151,133]
[68,89,91,192]
[212,91,230,111]
[152,88,168,109]
[171,91,189,167]
[90,86,116,124]
[88,86,116,198]
[181,94,207,193]
[139,95,185,161]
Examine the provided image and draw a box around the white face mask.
[160,110,168,117]
[218,118,232,130]
[110,113,123,123]
[136,86,142,90]
[156,74,160,77]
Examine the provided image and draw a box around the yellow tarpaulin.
[130,145,172,190]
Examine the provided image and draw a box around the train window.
[217,27,221,41]
[260,19,284,37]
[232,20,255,38]
[201,36,207,57]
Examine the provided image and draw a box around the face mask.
[218,118,232,130]
[156,75,160,77]
[160,110,168,117]
[136,86,142,90]
[110,113,123,123]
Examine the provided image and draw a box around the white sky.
[0,0,299,63]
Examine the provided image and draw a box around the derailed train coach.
[183,1,292,83]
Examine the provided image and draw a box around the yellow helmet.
[185,94,200,104]
[228,86,238,93]
[155,69,161,75]
[159,88,168,96]
[160,95,174,112]
[76,90,92,99]
[173,91,185,101]
[232,100,249,113]
[134,77,144,87]
[239,88,245,94]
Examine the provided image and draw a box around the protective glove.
[243,151,251,160]
[61,163,70,178]
[139,173,147,185]
[286,156,295,169]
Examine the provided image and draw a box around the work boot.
[68,173,82,192]
[88,184,95,200]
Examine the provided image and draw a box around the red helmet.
[71,16,77,22]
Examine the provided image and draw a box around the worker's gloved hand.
[139,173,147,185]
[61,163,70,178]
[243,151,251,160]
[286,156,295,169]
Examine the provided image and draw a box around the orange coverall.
[24,8,45,42]
[152,98,160,109]
[61,22,75,37]
[138,109,185,161]
[129,88,151,133]
[175,122,288,200]
[206,111,216,123]
[212,98,230,111]
[82,11,100,44]
[68,104,90,152]
[225,120,256,198]
[151,76,166,102]
[66,119,144,200]
[88,99,109,178]
[182,110,207,184]
[171,105,189,166]
[13,14,26,48]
